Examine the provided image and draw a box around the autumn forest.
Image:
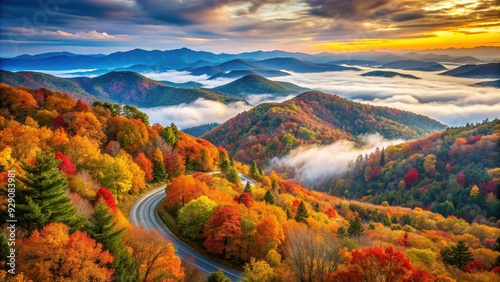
[0,74,499,282]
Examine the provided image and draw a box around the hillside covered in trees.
[0,83,225,281]
[203,91,446,165]
[0,70,243,107]
[0,83,499,282]
[212,74,309,100]
[320,120,500,224]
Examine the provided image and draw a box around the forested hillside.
[0,83,225,281]
[203,91,446,165]
[321,120,500,223]
[0,70,243,107]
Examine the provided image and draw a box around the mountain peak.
[203,91,445,164]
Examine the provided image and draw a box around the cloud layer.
[1,0,499,56]
[270,133,404,182]
[275,68,500,126]
[140,99,251,129]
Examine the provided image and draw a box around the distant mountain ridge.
[212,74,309,100]
[0,70,243,107]
[361,71,420,79]
[203,91,446,165]
[440,63,500,78]
[381,60,447,71]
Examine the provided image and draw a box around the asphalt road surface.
[129,172,254,281]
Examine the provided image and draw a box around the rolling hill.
[0,70,243,107]
[202,91,446,165]
[441,63,500,78]
[474,79,500,88]
[381,60,447,71]
[190,57,359,78]
[321,119,499,223]
[212,74,309,99]
[253,57,359,72]
[361,71,420,79]
[208,69,289,79]
[182,123,220,137]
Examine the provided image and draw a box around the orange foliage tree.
[17,222,114,282]
[123,227,184,281]
[331,246,414,282]
[165,175,208,212]
[134,152,153,182]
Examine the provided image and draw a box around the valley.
[1,47,499,282]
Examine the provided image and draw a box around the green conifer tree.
[295,201,309,223]
[244,182,252,195]
[227,167,240,184]
[152,160,167,182]
[263,190,275,205]
[285,208,293,220]
[87,201,138,282]
[250,161,260,179]
[380,148,385,167]
[17,151,84,232]
[449,241,473,269]
[271,179,277,191]
[219,151,230,173]
[347,217,364,237]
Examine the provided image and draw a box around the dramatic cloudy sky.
[1,0,499,56]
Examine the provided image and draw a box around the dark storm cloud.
[391,10,426,22]
[134,0,290,25]
[304,0,393,20]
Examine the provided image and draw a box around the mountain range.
[2,47,493,78]
[0,70,243,107]
[202,91,446,165]
[441,63,500,78]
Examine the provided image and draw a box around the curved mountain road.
[129,173,255,281]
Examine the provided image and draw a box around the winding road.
[129,173,255,281]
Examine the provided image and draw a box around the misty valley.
[1,46,499,282]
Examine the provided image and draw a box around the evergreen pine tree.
[219,151,229,174]
[250,161,260,179]
[87,201,138,282]
[227,167,240,184]
[271,179,277,191]
[285,208,293,220]
[314,202,320,212]
[263,190,275,205]
[449,241,473,269]
[244,182,252,195]
[347,216,364,237]
[152,160,166,182]
[17,151,84,232]
[295,201,309,223]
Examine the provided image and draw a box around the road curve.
[129,184,243,281]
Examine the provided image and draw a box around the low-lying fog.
[270,133,404,183]
[139,67,499,128]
